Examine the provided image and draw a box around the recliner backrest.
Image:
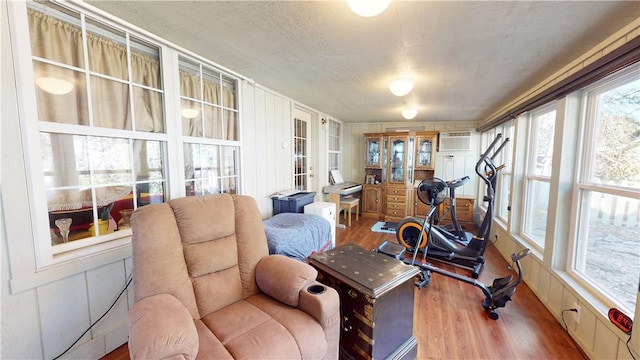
[131,194,270,319]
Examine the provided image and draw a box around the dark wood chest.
[308,244,420,360]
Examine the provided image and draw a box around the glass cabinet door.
[365,136,383,168]
[388,136,407,183]
[415,135,436,170]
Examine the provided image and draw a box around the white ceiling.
[88,1,639,124]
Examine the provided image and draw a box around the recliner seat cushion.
[202,295,326,359]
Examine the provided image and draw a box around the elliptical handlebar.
[446,176,470,188]
[476,133,502,185]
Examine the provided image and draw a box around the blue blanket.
[263,213,332,261]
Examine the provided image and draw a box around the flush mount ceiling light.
[347,0,392,17]
[402,107,418,120]
[389,78,414,97]
[181,108,199,119]
[36,77,74,95]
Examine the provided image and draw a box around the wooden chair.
[339,197,359,227]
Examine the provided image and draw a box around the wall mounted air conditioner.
[439,131,472,151]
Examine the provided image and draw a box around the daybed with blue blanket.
[262,212,333,261]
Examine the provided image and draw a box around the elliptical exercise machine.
[377,175,529,320]
[395,133,510,278]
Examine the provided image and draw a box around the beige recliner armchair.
[127,194,340,359]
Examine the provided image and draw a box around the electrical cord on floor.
[52,275,133,360]
[626,335,638,360]
[560,308,578,332]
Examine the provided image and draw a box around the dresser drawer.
[386,194,406,203]
[386,201,405,211]
[386,188,406,196]
[386,204,406,218]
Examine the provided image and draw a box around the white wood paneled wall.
[241,81,294,217]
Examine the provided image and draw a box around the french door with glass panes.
[293,112,311,191]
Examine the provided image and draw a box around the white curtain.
[179,70,236,140]
[29,9,162,211]
[180,70,236,182]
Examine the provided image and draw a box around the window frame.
[11,1,243,271]
[327,118,342,178]
[494,121,515,224]
[519,102,557,251]
[567,65,640,314]
[178,55,242,197]
[21,2,172,268]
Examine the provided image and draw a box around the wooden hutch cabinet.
[414,133,437,170]
[365,135,383,168]
[363,131,438,221]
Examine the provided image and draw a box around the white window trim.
[565,65,640,314]
[494,121,514,224]
[5,1,243,291]
[328,118,342,172]
[20,2,174,269]
[518,103,556,251]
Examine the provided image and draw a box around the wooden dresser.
[308,244,419,360]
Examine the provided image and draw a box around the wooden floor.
[102,215,587,360]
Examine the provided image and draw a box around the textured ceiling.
[88,1,639,124]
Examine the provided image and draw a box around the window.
[179,56,240,196]
[328,119,341,180]
[571,66,640,314]
[495,121,514,223]
[28,3,167,258]
[293,117,309,190]
[521,104,556,249]
[21,1,241,267]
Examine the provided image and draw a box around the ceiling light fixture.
[347,0,392,17]
[181,108,199,119]
[35,77,74,95]
[402,107,418,120]
[389,78,413,97]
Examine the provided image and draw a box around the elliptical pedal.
[489,275,513,292]
[376,240,406,260]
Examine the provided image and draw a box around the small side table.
[308,244,420,360]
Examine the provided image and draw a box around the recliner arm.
[255,254,318,306]
[256,255,341,360]
[298,281,341,360]
[128,293,199,360]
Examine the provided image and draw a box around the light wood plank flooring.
[102,215,586,360]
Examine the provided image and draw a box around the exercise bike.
[395,133,510,278]
[377,176,529,320]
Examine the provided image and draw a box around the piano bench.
[339,197,360,227]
